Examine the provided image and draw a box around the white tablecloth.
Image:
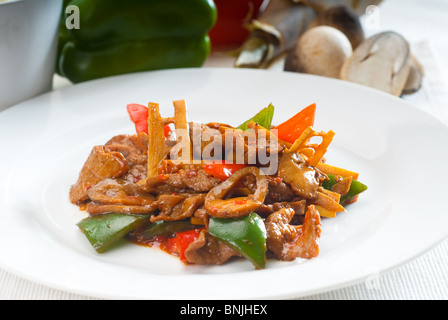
[1,0,448,300]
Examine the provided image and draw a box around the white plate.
[1,68,448,300]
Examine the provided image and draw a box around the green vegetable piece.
[77,213,151,253]
[238,103,275,130]
[137,220,198,240]
[322,174,368,203]
[208,212,267,269]
[57,0,217,83]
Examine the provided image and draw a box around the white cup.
[0,0,62,112]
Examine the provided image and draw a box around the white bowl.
[0,0,62,111]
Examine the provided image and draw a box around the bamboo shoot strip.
[147,102,167,178]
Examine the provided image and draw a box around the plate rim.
[1,67,448,300]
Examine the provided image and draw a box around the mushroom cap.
[308,5,365,49]
[291,26,353,78]
[402,54,424,94]
[340,31,411,96]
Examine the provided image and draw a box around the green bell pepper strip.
[77,213,151,253]
[136,220,199,241]
[208,212,267,269]
[57,0,217,83]
[322,174,368,204]
[237,103,275,130]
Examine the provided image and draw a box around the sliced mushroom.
[340,31,411,96]
[308,5,365,49]
[285,25,352,78]
[204,167,268,218]
[402,54,424,95]
[235,0,316,69]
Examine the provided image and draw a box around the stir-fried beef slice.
[265,206,321,261]
[86,202,158,215]
[151,193,206,222]
[265,177,297,203]
[69,146,130,204]
[213,123,283,165]
[184,230,241,265]
[189,122,224,160]
[87,178,155,205]
[241,175,297,204]
[146,168,221,194]
[183,169,222,191]
[105,144,146,166]
[105,133,149,183]
[256,200,306,222]
[122,164,147,184]
[105,133,148,155]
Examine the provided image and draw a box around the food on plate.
[70,100,367,269]
[56,0,217,83]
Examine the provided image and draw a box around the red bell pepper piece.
[164,124,172,138]
[208,0,265,48]
[203,161,247,181]
[126,103,171,137]
[168,228,204,263]
[273,103,316,144]
[127,104,148,134]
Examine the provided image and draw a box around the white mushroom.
[285,26,352,78]
[340,31,411,96]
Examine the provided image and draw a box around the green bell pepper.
[208,212,267,269]
[237,103,275,130]
[77,213,151,253]
[136,220,199,241]
[322,174,368,204]
[57,0,217,83]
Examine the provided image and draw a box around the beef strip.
[256,200,306,220]
[69,146,130,204]
[105,133,148,155]
[184,230,241,265]
[105,133,148,183]
[86,202,158,215]
[145,167,221,194]
[151,193,206,222]
[265,206,321,261]
[87,178,155,205]
[241,174,297,204]
[189,122,224,161]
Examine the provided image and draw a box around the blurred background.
[1,0,447,109]
[51,0,448,102]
